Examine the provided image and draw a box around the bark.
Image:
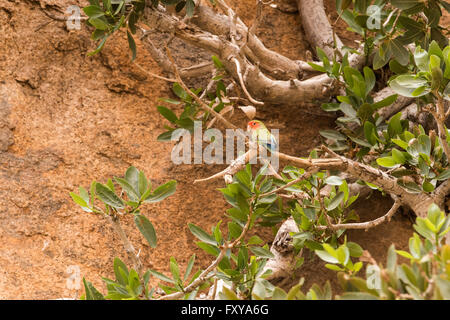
[297,0,343,58]
[191,5,315,80]
[142,6,338,105]
[264,181,370,284]
[264,218,299,284]
[105,215,143,276]
[376,87,414,122]
[296,0,366,70]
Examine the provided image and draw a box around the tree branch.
[316,198,402,230]
[105,215,144,277]
[142,5,338,105]
[432,95,450,161]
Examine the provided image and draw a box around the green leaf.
[396,250,414,259]
[436,169,450,180]
[341,10,364,35]
[327,192,345,210]
[144,180,177,203]
[170,257,181,283]
[249,246,274,259]
[347,242,363,257]
[221,286,240,300]
[87,36,108,56]
[325,264,345,271]
[336,245,350,265]
[373,47,391,70]
[196,242,220,256]
[315,250,339,264]
[413,46,429,71]
[389,38,410,66]
[338,292,379,300]
[83,5,105,19]
[247,235,263,245]
[149,270,174,284]
[398,180,422,193]
[188,223,217,245]
[272,287,288,300]
[135,214,157,248]
[389,75,429,97]
[418,134,431,155]
[340,102,357,118]
[429,40,444,60]
[389,60,409,74]
[392,138,409,150]
[83,278,105,300]
[211,55,223,69]
[95,183,124,209]
[363,67,376,95]
[422,180,435,192]
[376,157,397,168]
[357,103,373,121]
[113,257,129,285]
[115,177,139,201]
[70,192,88,208]
[157,106,178,123]
[157,130,175,141]
[391,0,421,10]
[172,83,188,100]
[185,0,195,17]
[138,171,149,197]
[321,102,341,111]
[319,130,347,141]
[325,176,344,186]
[436,277,450,299]
[387,244,397,272]
[388,112,403,138]
[316,47,330,64]
[184,254,196,282]
[88,17,110,30]
[364,121,377,145]
[125,166,140,195]
[307,62,326,73]
[126,31,136,61]
[349,135,372,148]
[392,148,406,164]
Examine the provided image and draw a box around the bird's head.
[247,120,262,131]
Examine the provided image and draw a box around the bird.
[247,120,278,152]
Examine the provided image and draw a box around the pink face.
[247,121,260,131]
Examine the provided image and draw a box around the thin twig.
[316,198,401,231]
[259,167,319,198]
[433,96,450,161]
[133,61,177,82]
[158,251,225,300]
[106,214,144,276]
[165,46,241,131]
[232,57,264,105]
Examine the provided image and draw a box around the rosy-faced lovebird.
[247,120,278,152]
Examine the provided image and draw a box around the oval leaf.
[135,214,157,248]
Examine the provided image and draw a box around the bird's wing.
[257,131,278,152]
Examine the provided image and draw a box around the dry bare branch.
[232,57,264,105]
[142,6,339,104]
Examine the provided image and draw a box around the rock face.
[0,0,428,299]
[0,0,232,299]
